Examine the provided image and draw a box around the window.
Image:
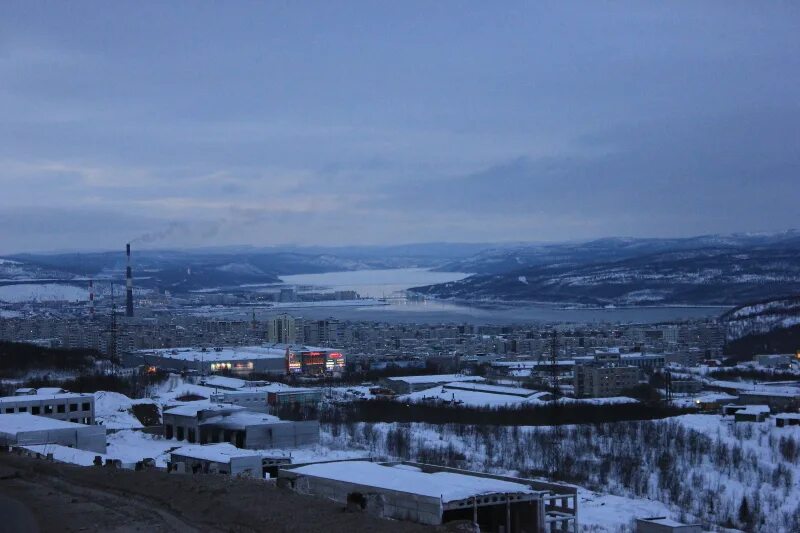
[70,418,78,423]
[82,402,90,411]
[4,408,12,414]
[18,407,27,412]
[57,404,66,413]
[32,406,40,415]
[69,404,78,412]
[44,405,53,414]
[176,426,185,441]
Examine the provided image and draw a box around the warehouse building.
[0,391,95,424]
[169,443,262,477]
[635,517,702,533]
[737,390,800,412]
[128,345,287,375]
[279,460,577,531]
[129,343,344,377]
[381,374,485,394]
[0,413,106,453]
[207,380,323,415]
[162,404,319,449]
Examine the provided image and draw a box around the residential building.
[267,314,297,344]
[573,364,639,398]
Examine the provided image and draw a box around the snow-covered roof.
[492,360,575,368]
[140,343,337,362]
[288,461,536,502]
[638,517,695,527]
[163,403,242,417]
[0,392,92,404]
[201,376,247,390]
[739,405,771,414]
[36,387,66,395]
[0,413,92,434]
[442,382,540,397]
[200,411,282,429]
[692,393,738,403]
[23,444,106,466]
[170,443,260,463]
[739,390,800,398]
[142,346,286,362]
[386,374,485,385]
[775,413,800,420]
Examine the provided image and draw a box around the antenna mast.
[109,283,118,361]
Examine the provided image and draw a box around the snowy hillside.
[723,295,800,340]
[321,415,800,531]
[416,239,800,306]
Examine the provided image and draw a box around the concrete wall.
[2,425,106,453]
[170,453,261,477]
[286,473,444,525]
[164,414,320,449]
[245,420,319,449]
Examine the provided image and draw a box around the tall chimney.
[125,243,134,317]
[89,279,95,318]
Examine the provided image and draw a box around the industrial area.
[0,244,798,532]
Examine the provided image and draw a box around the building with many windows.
[573,364,639,398]
[0,390,95,424]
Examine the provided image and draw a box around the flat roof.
[386,374,485,385]
[443,382,540,397]
[0,413,93,434]
[739,405,771,414]
[171,443,260,463]
[139,344,338,362]
[0,392,92,405]
[638,517,699,527]
[288,461,535,503]
[200,411,282,429]
[163,403,242,417]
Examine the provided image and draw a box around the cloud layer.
[0,2,798,252]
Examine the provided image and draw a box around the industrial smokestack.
[125,243,134,317]
[89,279,95,319]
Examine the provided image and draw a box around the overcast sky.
[1,1,798,253]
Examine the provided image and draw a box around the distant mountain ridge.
[413,232,800,306]
[0,244,493,292]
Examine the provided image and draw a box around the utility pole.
[550,330,561,399]
[549,329,562,479]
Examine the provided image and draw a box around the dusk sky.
[1,2,798,253]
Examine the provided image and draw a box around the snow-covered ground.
[106,430,178,467]
[577,489,674,532]
[94,391,158,429]
[0,283,87,303]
